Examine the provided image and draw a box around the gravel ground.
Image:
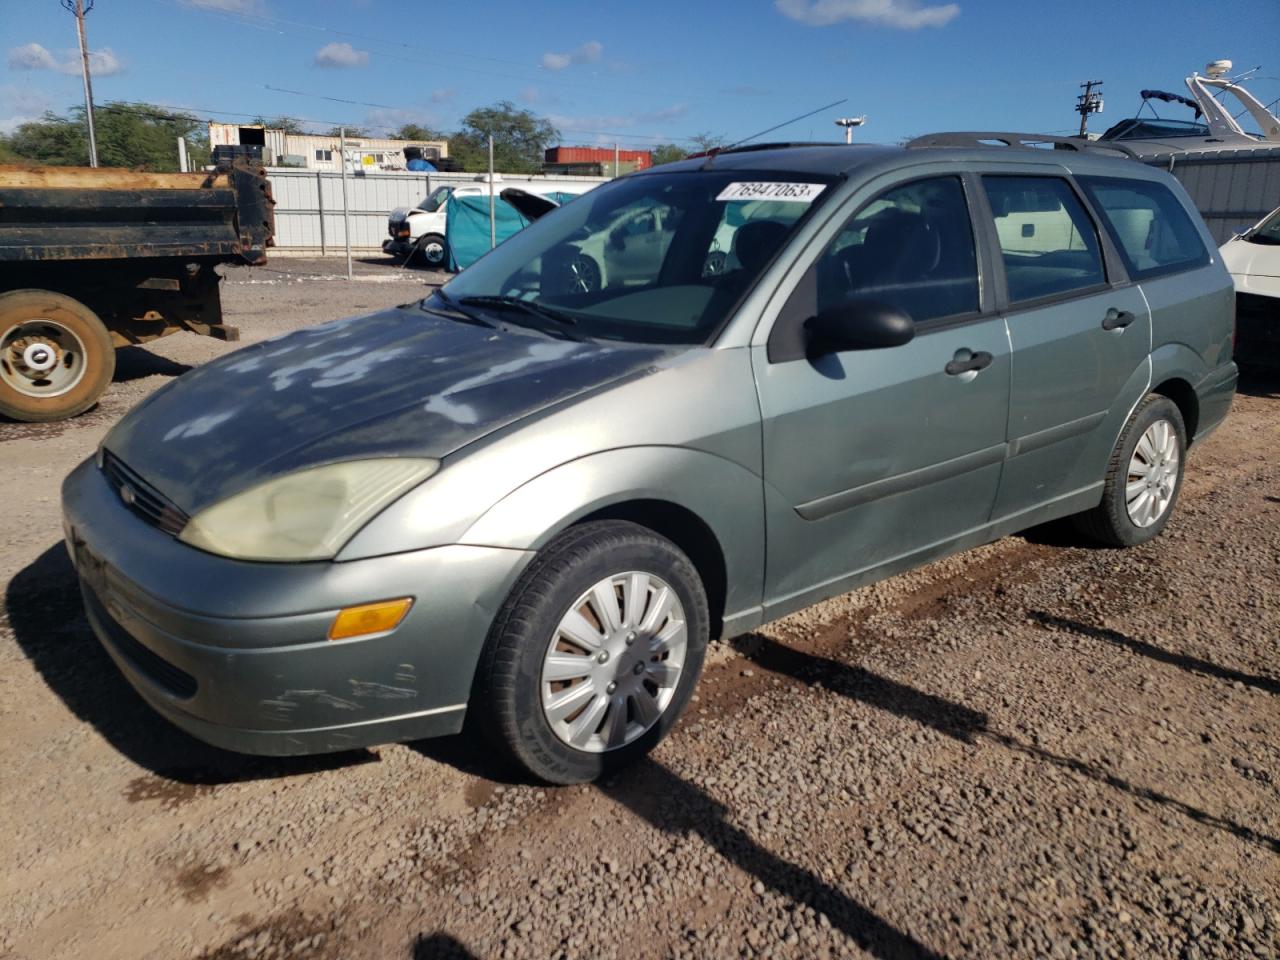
[1,258,1276,960]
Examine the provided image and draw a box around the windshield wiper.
[422,288,496,328]
[458,295,587,341]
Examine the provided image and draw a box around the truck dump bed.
[0,161,273,264]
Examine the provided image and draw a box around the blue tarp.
[445,193,529,271]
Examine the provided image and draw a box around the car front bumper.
[61,457,533,756]
[383,237,414,257]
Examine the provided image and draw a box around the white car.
[385,181,598,268]
[1220,206,1279,363]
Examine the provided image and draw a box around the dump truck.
[0,160,274,422]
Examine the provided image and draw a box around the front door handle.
[1102,308,1136,331]
[945,349,993,376]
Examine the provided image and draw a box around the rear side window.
[983,176,1106,303]
[1079,176,1209,279]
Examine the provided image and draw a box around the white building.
[208,123,449,172]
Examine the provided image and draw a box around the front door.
[753,174,1012,616]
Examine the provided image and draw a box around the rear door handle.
[1102,308,1136,331]
[945,349,993,376]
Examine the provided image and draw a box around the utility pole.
[1076,80,1104,137]
[340,128,352,280]
[62,0,98,167]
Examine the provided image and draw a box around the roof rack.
[904,131,1138,159]
[691,140,849,158]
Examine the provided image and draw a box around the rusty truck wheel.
[0,289,115,422]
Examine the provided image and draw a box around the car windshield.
[437,170,834,344]
[417,186,452,212]
[1245,207,1280,245]
[1099,118,1210,141]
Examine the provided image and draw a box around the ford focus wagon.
[62,136,1238,783]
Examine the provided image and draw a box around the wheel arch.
[457,446,765,640]
[575,499,728,640]
[1150,376,1199,440]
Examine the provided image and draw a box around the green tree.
[3,102,208,171]
[253,115,306,133]
[394,123,445,142]
[450,100,558,174]
[325,125,369,138]
[689,132,728,153]
[651,143,688,166]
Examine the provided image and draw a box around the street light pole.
[63,0,99,167]
[834,116,866,144]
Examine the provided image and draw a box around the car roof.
[639,140,1149,180]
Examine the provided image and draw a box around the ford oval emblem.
[119,483,138,507]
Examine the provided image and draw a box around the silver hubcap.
[423,241,444,264]
[1126,419,1179,527]
[1,319,88,399]
[541,571,688,753]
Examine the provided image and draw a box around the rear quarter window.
[1078,176,1209,280]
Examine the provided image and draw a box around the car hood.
[1221,237,1280,277]
[103,305,668,515]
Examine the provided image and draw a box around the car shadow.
[1235,364,1280,398]
[1029,610,1279,696]
[733,633,1280,854]
[409,933,482,959]
[4,542,375,785]
[113,345,192,384]
[601,757,945,960]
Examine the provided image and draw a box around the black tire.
[1072,394,1187,547]
[0,289,115,423]
[472,520,709,784]
[415,233,447,267]
[557,253,601,294]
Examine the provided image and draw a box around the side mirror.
[806,299,915,354]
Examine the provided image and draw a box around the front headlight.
[179,458,439,561]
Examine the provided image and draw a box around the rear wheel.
[473,520,709,784]
[1072,394,1186,547]
[0,289,115,422]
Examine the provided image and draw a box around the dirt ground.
[1,257,1277,960]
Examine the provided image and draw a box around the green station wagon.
[62,136,1237,783]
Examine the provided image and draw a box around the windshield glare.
[438,171,831,344]
[1246,207,1280,245]
[417,186,452,212]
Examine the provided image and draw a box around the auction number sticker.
[716,182,826,203]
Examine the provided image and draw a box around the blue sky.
[2,0,1277,148]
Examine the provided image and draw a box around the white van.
[384,179,598,267]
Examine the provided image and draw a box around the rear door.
[977,172,1151,522]
[753,172,1012,615]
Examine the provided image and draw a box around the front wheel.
[1072,394,1186,547]
[0,289,115,422]
[473,520,709,784]
[415,233,447,268]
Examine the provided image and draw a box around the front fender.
[459,446,766,629]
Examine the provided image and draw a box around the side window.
[812,176,980,323]
[982,176,1106,303]
[1078,176,1209,279]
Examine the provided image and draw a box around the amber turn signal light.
[328,598,413,641]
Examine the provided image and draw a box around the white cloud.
[430,88,455,104]
[314,42,369,68]
[775,0,959,29]
[7,42,123,76]
[550,103,687,133]
[0,85,53,134]
[8,43,57,71]
[541,40,603,71]
[182,0,265,12]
